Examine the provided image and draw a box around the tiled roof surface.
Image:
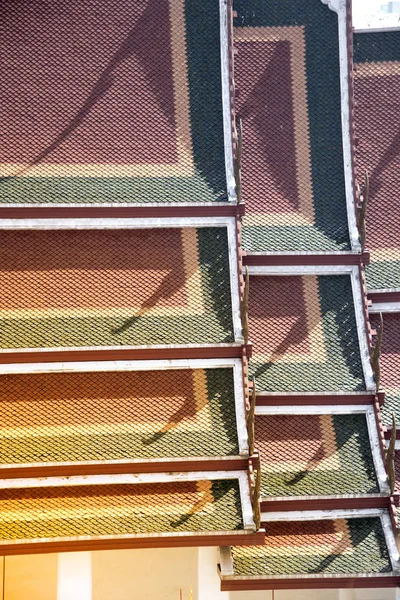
[395,451,400,495]
[0,479,243,543]
[353,32,400,290]
[370,313,400,427]
[230,518,392,576]
[0,0,227,204]
[256,413,378,498]
[0,368,239,465]
[0,227,234,349]
[234,0,350,251]
[248,275,365,392]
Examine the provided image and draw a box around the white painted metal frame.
[255,403,371,415]
[370,302,400,314]
[0,216,243,343]
[0,470,255,531]
[247,264,375,391]
[219,545,235,576]
[321,0,361,251]
[369,287,400,295]
[0,357,249,457]
[219,0,236,202]
[256,390,374,398]
[255,404,389,494]
[354,25,400,34]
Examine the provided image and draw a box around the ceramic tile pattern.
[256,413,378,497]
[370,313,400,427]
[395,451,400,495]
[231,518,391,576]
[0,480,243,542]
[234,0,350,251]
[0,0,227,204]
[354,31,400,290]
[0,227,234,349]
[248,275,365,392]
[0,368,239,465]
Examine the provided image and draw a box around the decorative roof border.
[320,0,340,12]
[220,0,236,202]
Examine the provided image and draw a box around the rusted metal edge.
[0,456,249,480]
[220,574,400,591]
[0,530,265,556]
[260,495,390,513]
[0,204,246,219]
[243,252,370,267]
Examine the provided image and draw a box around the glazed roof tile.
[370,313,400,427]
[256,413,379,498]
[353,32,400,290]
[0,479,244,550]
[0,368,239,467]
[395,451,400,495]
[234,0,350,251]
[248,275,365,392]
[229,517,393,577]
[0,0,228,204]
[0,227,234,349]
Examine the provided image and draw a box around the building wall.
[0,549,397,600]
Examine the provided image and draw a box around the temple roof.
[1,0,397,587]
[0,227,234,350]
[248,274,365,392]
[234,0,350,251]
[0,0,228,204]
[370,313,400,427]
[353,31,400,290]
[0,367,241,471]
[222,513,398,588]
[0,476,256,553]
[256,412,379,498]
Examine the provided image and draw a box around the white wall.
[92,547,198,600]
[58,552,91,600]
[0,550,398,600]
